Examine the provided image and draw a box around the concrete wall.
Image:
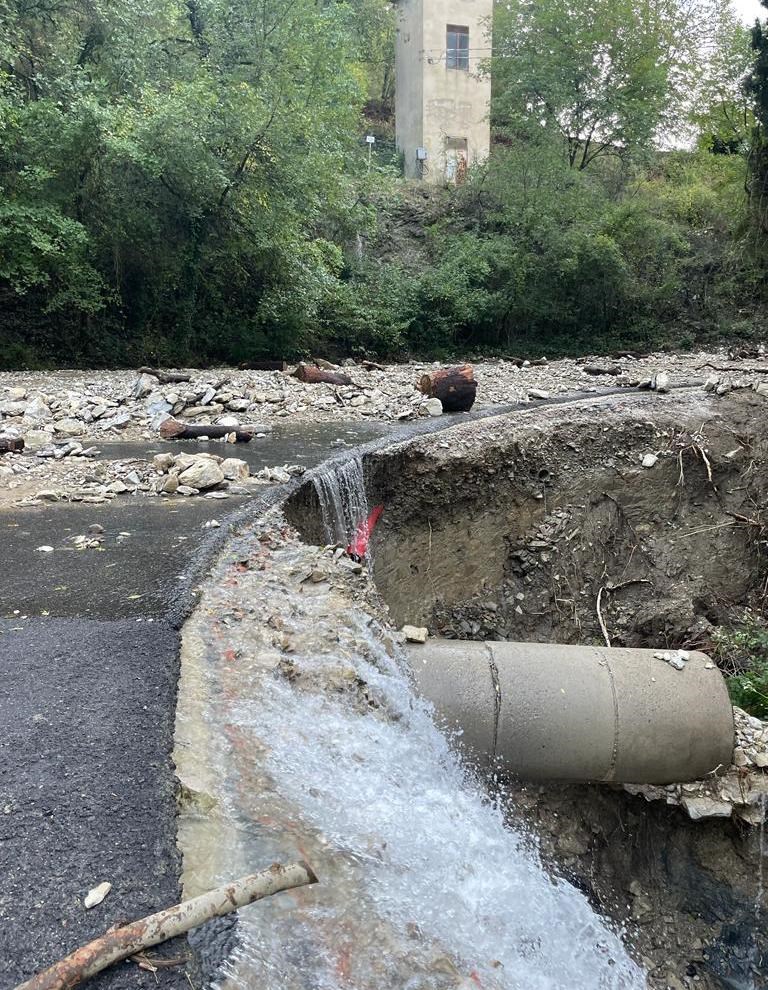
[395,0,492,182]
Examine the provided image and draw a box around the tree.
[491,0,706,169]
[744,0,768,236]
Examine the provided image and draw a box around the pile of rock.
[625,706,768,825]
[151,451,250,496]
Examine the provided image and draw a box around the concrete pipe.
[407,640,735,784]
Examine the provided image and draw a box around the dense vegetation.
[0,0,766,366]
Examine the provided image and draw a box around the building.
[394,0,492,183]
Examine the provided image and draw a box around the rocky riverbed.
[1,349,767,505]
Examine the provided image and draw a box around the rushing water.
[177,508,646,990]
[311,454,370,547]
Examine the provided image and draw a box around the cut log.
[293,363,353,386]
[159,418,254,442]
[0,437,24,454]
[418,364,477,413]
[238,360,287,371]
[137,368,192,384]
[361,360,386,372]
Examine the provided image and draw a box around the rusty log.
[14,862,318,990]
[137,368,192,384]
[293,363,353,386]
[159,418,254,442]
[418,364,477,412]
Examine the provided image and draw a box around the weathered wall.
[395,0,492,181]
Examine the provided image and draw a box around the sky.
[732,0,765,23]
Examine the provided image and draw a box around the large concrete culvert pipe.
[407,641,735,784]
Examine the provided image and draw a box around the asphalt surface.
[0,619,188,989]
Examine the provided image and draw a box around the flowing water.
[175,461,647,989]
[311,454,369,547]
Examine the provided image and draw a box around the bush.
[713,618,768,718]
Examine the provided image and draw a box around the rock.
[217,415,240,427]
[153,452,176,473]
[652,371,670,393]
[402,625,429,644]
[36,545,54,553]
[227,398,250,412]
[84,881,112,909]
[183,404,223,418]
[754,753,768,768]
[131,373,158,399]
[703,376,719,393]
[528,389,550,400]
[160,474,179,494]
[23,397,52,422]
[53,418,84,436]
[681,796,732,820]
[36,491,60,502]
[102,411,132,430]
[716,382,731,396]
[107,480,129,494]
[349,395,366,407]
[755,382,768,398]
[424,398,443,417]
[641,453,658,468]
[0,400,28,416]
[177,458,225,490]
[733,747,749,767]
[220,458,250,481]
[6,387,26,400]
[23,429,54,448]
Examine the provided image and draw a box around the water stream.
[175,456,647,989]
[311,454,369,547]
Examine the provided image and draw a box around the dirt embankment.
[369,390,768,651]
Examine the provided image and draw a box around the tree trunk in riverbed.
[418,365,477,412]
[293,363,353,386]
[159,419,254,442]
[137,368,192,384]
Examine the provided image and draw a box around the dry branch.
[14,861,318,990]
[596,587,611,647]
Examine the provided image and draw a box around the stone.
[220,458,250,481]
[681,796,732,820]
[349,395,366,407]
[102,411,132,430]
[153,452,176,473]
[131,373,158,399]
[160,474,179,494]
[528,389,550,400]
[227,398,250,412]
[754,753,768,768]
[23,397,52,422]
[402,625,429,644]
[733,747,749,767]
[424,398,443,416]
[183,404,223,418]
[703,376,719,392]
[716,382,731,396]
[177,458,225,490]
[0,400,28,416]
[54,418,84,436]
[652,371,670,393]
[6,387,26,400]
[107,480,129,494]
[23,429,54,448]
[755,382,768,398]
[217,415,240,427]
[641,453,658,468]
[84,881,112,909]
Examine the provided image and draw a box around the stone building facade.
[394,0,492,183]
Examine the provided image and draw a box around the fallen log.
[361,360,386,372]
[293,363,353,386]
[137,368,192,384]
[14,861,318,990]
[159,418,254,442]
[238,360,287,371]
[582,364,622,376]
[698,362,768,374]
[0,437,24,454]
[418,364,477,412]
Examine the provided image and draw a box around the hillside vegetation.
[1,0,767,366]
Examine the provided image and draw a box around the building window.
[446,25,469,71]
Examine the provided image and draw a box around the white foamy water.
[312,454,369,546]
[203,594,646,990]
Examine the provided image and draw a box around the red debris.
[346,505,384,561]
